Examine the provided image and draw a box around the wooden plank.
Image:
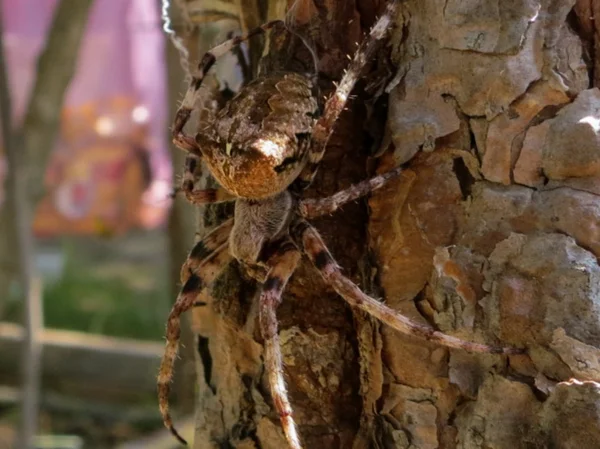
[1,385,191,449]
[0,323,164,401]
[0,385,160,423]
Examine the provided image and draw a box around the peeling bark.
[186,1,600,448]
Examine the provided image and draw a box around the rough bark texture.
[186,1,600,448]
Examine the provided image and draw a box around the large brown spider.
[159,1,520,447]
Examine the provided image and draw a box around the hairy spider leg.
[180,219,233,288]
[159,220,234,445]
[180,153,201,194]
[291,220,522,355]
[296,0,401,189]
[159,243,232,445]
[259,240,303,449]
[173,153,237,205]
[299,165,403,218]
[172,20,285,150]
[181,218,234,278]
[227,30,252,83]
[184,186,237,205]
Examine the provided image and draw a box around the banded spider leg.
[173,153,236,204]
[259,240,303,449]
[298,165,404,218]
[158,218,234,445]
[295,0,402,189]
[172,20,285,150]
[291,219,521,355]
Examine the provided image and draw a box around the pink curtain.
[1,0,171,228]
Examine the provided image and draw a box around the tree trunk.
[0,0,94,310]
[0,2,92,446]
[187,1,600,448]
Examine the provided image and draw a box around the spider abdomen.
[197,72,318,199]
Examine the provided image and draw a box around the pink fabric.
[1,0,171,228]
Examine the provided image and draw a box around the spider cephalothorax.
[197,73,318,199]
[159,2,522,448]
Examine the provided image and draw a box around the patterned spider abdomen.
[196,72,318,199]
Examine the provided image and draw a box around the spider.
[159,1,520,447]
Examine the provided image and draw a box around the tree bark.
[187,1,600,448]
[166,3,201,417]
[166,0,247,418]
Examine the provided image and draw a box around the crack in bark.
[452,156,476,200]
[197,335,216,394]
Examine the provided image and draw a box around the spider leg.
[173,153,236,205]
[299,165,403,218]
[295,0,401,189]
[180,218,234,281]
[173,132,199,153]
[159,222,234,445]
[259,240,303,449]
[291,220,522,355]
[183,187,236,205]
[172,20,284,148]
[179,153,202,195]
[227,30,252,83]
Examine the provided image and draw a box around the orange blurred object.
[33,96,160,237]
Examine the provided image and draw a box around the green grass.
[5,231,171,341]
[42,269,167,341]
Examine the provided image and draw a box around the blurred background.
[0,0,245,447]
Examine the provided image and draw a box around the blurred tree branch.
[0,0,16,318]
[0,0,93,310]
[0,1,93,447]
[21,0,95,202]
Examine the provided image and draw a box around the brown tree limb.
[21,0,95,202]
[0,1,93,447]
[0,0,17,314]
